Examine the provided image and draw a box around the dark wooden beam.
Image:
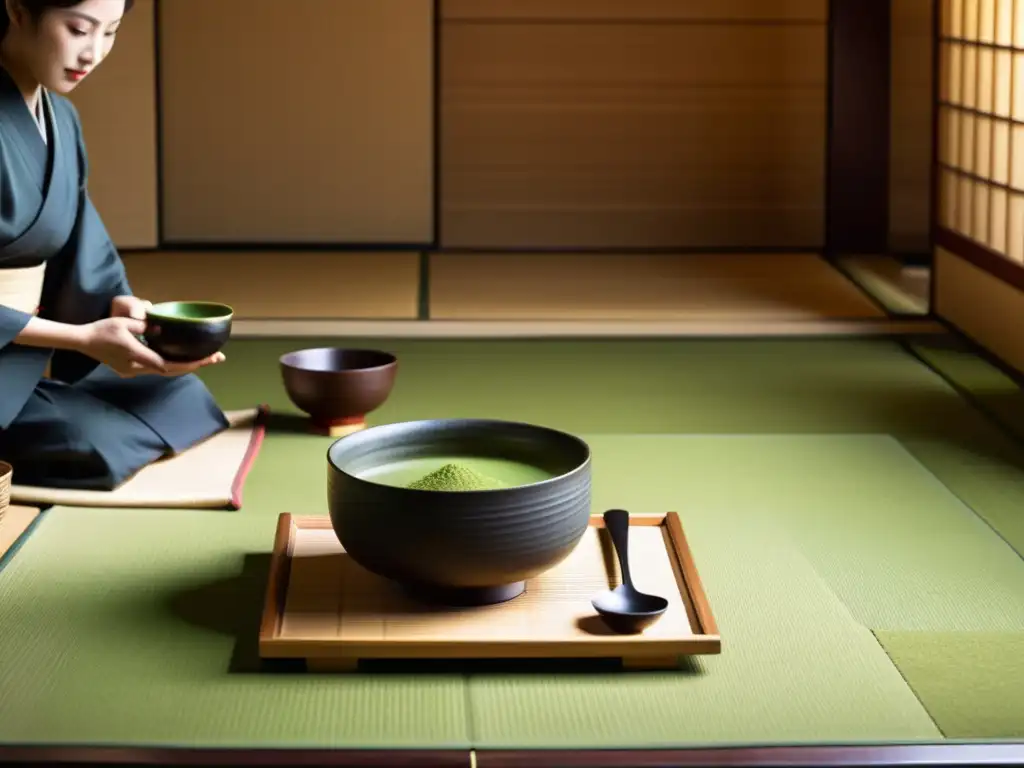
[827,0,892,255]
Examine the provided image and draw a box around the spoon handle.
[603,509,634,589]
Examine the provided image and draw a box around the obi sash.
[0,262,44,315]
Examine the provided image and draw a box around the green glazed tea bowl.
[326,418,592,606]
[143,301,233,363]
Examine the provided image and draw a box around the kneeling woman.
[0,0,228,490]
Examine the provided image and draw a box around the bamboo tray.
[258,511,720,672]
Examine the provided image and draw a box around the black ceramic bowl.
[326,418,592,606]
[144,301,233,363]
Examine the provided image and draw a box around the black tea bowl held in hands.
[143,301,233,363]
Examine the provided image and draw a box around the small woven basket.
[0,461,11,532]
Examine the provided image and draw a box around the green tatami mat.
[908,336,1024,439]
[904,336,1024,557]
[0,508,469,749]
[836,258,929,316]
[468,512,938,748]
[582,435,1024,633]
[201,338,1024,554]
[6,337,1024,749]
[200,337,1006,438]
[468,433,1024,747]
[875,631,1024,739]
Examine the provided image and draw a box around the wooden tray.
[258,511,720,672]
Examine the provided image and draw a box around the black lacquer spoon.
[591,508,669,634]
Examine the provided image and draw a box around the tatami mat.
[428,252,887,321]
[9,408,265,510]
[0,508,471,749]
[4,337,1024,749]
[121,251,420,320]
[875,631,1024,739]
[0,506,39,562]
[838,255,930,315]
[467,507,938,748]
[909,336,1024,441]
[581,435,1024,634]
[903,336,1024,557]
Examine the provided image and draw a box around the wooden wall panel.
[441,0,827,21]
[439,0,828,250]
[68,0,158,248]
[121,251,420,319]
[889,0,934,254]
[829,0,891,254]
[158,0,434,244]
[935,247,1024,373]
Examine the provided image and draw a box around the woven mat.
[9,408,267,510]
[0,508,471,749]
[3,337,1024,749]
[0,505,40,562]
[875,631,1024,739]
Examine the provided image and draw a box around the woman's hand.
[110,295,152,321]
[69,295,226,378]
[78,316,168,377]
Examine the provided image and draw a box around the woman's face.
[5,0,126,93]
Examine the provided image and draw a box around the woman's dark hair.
[0,0,135,38]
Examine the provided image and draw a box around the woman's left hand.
[110,295,152,321]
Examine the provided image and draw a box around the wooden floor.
[121,251,941,337]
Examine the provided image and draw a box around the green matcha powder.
[406,462,506,491]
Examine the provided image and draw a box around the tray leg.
[622,655,680,671]
[307,658,360,673]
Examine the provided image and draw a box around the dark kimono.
[0,67,227,490]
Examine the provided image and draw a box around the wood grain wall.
[69,0,435,248]
[68,0,157,248]
[157,0,434,245]
[439,0,829,250]
[69,0,835,253]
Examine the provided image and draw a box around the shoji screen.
[937,0,1024,262]
[439,0,828,250]
[935,0,1024,373]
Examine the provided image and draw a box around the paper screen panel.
[157,0,434,244]
[68,0,157,248]
[937,0,1024,262]
[936,0,1024,376]
[890,0,934,252]
[439,2,827,249]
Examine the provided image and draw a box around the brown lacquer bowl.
[326,418,593,606]
[280,348,398,436]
